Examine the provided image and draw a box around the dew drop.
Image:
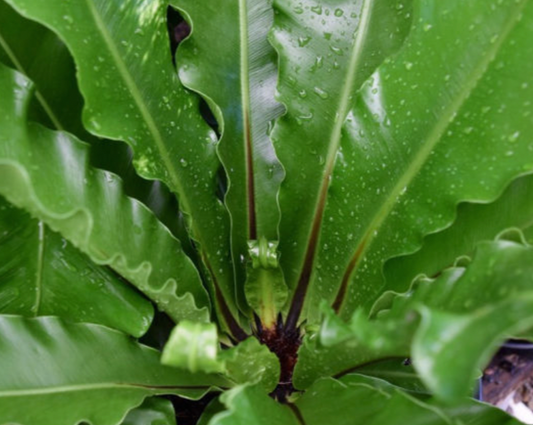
[311,5,322,14]
[507,131,520,142]
[313,87,329,99]
[298,36,311,47]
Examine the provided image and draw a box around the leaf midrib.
[0,32,58,318]
[0,382,209,397]
[84,0,190,216]
[238,0,257,240]
[84,0,242,326]
[285,0,373,327]
[336,0,530,312]
[32,221,45,316]
[0,32,63,131]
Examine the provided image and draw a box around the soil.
[483,341,533,421]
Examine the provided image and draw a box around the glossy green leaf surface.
[348,358,428,395]
[162,321,225,374]
[171,0,284,309]
[219,337,280,392]
[2,0,533,422]
[295,238,533,400]
[4,0,238,323]
[0,198,153,337]
[270,0,414,326]
[0,0,196,257]
[207,376,519,425]
[0,0,84,135]
[0,316,229,425]
[294,376,520,425]
[244,239,287,326]
[384,173,533,299]
[0,63,209,323]
[309,0,533,322]
[162,321,280,392]
[209,385,298,425]
[121,398,176,425]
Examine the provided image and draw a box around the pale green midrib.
[260,270,276,325]
[239,0,253,232]
[291,0,373,281]
[0,32,64,131]
[33,221,45,316]
[344,0,529,297]
[304,0,373,232]
[84,0,191,217]
[84,0,222,290]
[0,32,58,318]
[0,382,197,397]
[323,0,373,170]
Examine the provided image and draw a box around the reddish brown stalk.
[332,237,368,313]
[284,162,334,331]
[257,316,302,403]
[204,256,248,341]
[287,403,307,425]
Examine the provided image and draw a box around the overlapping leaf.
[208,385,298,425]
[4,0,239,326]
[384,173,533,299]
[294,237,533,401]
[208,376,519,425]
[309,0,533,322]
[0,0,196,258]
[269,0,414,327]
[293,376,520,425]
[0,63,209,323]
[162,321,280,392]
[0,198,153,337]
[0,0,84,135]
[0,316,229,425]
[171,0,285,315]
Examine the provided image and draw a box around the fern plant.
[1,0,533,423]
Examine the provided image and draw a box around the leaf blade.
[0,63,209,323]
[4,0,238,322]
[295,237,533,401]
[0,316,228,425]
[0,199,153,337]
[308,0,533,322]
[295,376,521,425]
[171,0,285,313]
[269,0,414,326]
